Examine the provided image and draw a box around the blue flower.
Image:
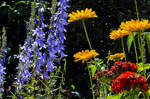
[16,0,70,87]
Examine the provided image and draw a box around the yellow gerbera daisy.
[109,29,131,40]
[68,8,98,22]
[120,19,150,32]
[73,49,99,63]
[108,53,126,61]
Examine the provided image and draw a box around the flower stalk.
[87,63,95,99]
[121,38,127,62]
[132,33,138,63]
[134,0,146,77]
[82,19,92,50]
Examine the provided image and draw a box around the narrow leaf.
[127,32,137,52]
[88,65,97,77]
[143,33,150,52]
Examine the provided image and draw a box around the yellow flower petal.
[109,29,131,40]
[120,19,150,32]
[68,8,98,22]
[108,53,126,61]
[73,49,99,63]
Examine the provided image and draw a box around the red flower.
[112,72,149,93]
[110,61,123,73]
[122,62,137,72]
[110,61,138,74]
[94,70,114,80]
[94,70,109,78]
[141,84,149,93]
[114,61,123,66]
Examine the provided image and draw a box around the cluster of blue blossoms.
[16,0,70,89]
[0,27,6,93]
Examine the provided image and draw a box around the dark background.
[0,0,150,98]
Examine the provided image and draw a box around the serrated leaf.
[127,32,137,52]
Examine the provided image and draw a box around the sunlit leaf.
[70,84,75,90]
[106,93,123,99]
[88,65,97,76]
[137,63,150,71]
[15,1,26,5]
[127,32,137,52]
[24,84,34,89]
[143,63,150,70]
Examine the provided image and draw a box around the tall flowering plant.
[15,0,70,98]
[0,27,6,97]
[69,1,150,98]
[68,8,98,99]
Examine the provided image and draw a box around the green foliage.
[88,65,97,77]
[106,93,123,99]
[0,1,27,10]
[87,58,104,76]
[137,63,150,72]
[143,32,150,52]
[127,32,137,53]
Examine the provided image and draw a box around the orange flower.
[109,29,131,40]
[68,8,98,22]
[120,19,150,32]
[108,53,126,61]
[73,49,99,63]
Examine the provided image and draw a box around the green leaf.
[15,1,26,5]
[127,32,137,52]
[106,93,123,99]
[70,84,75,90]
[137,63,144,72]
[147,89,150,96]
[137,63,150,71]
[24,84,34,89]
[137,91,142,98]
[143,33,150,52]
[147,74,150,79]
[88,65,97,76]
[143,63,150,70]
[0,1,26,10]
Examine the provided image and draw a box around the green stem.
[132,33,138,63]
[143,93,146,99]
[58,59,67,99]
[139,32,144,64]
[134,0,146,77]
[139,32,147,77]
[87,63,95,99]
[82,19,92,50]
[134,0,139,19]
[99,85,101,99]
[121,38,127,62]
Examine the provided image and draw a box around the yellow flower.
[120,19,150,32]
[68,8,98,22]
[108,53,126,61]
[73,49,99,63]
[109,29,131,40]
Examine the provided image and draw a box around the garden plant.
[0,0,150,99]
